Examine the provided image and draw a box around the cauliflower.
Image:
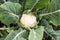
[20,13,36,28]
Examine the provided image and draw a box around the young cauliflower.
[20,13,36,28]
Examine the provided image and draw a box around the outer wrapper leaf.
[25,0,50,11]
[28,26,44,40]
[39,0,60,26]
[0,1,21,15]
[0,2,21,26]
[41,19,60,40]
[5,30,28,40]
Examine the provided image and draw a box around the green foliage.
[0,0,60,40]
[0,2,21,15]
[7,0,19,3]
[28,26,44,40]
[41,19,60,40]
[25,0,50,11]
[0,1,21,26]
[0,8,18,26]
[39,0,60,26]
[5,30,28,40]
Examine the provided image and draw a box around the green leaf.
[39,0,60,26]
[7,0,19,3]
[55,36,60,40]
[28,26,44,40]
[41,19,55,34]
[32,0,50,11]
[0,7,18,26]
[5,30,17,40]
[0,1,21,26]
[25,0,50,11]
[52,30,60,40]
[25,0,36,10]
[0,0,4,5]
[49,13,60,26]
[41,19,60,40]
[49,0,60,26]
[0,1,21,15]
[12,30,27,40]
[5,30,28,40]
[0,30,8,40]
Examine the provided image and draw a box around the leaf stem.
[30,0,39,11]
[0,28,10,30]
[45,30,55,40]
[39,10,60,17]
[4,0,6,3]
[12,30,26,40]
[0,32,3,36]
[0,27,17,30]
